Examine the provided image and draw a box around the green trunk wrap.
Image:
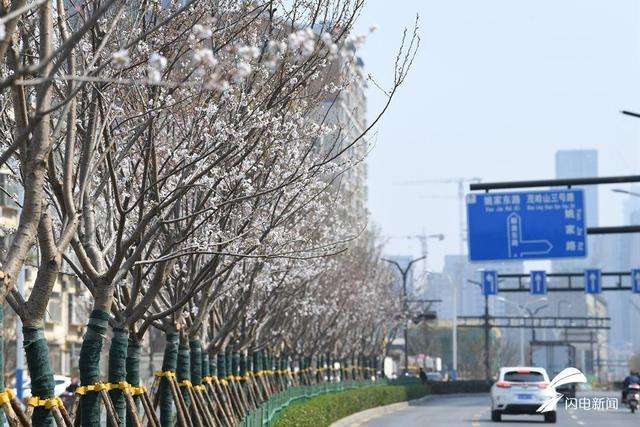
[231,353,239,377]
[210,353,218,378]
[201,353,210,378]
[176,340,190,408]
[189,340,202,385]
[216,353,226,378]
[23,327,54,426]
[224,350,232,379]
[239,353,246,377]
[79,309,110,427]
[160,332,179,427]
[126,337,141,427]
[260,351,267,374]
[108,327,128,425]
[252,351,259,374]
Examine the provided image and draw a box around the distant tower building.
[551,149,607,376]
[554,150,599,226]
[552,149,599,271]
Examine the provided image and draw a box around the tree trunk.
[176,338,191,411]
[189,340,202,387]
[23,327,55,426]
[78,309,110,426]
[159,332,178,427]
[126,337,141,427]
[108,327,128,425]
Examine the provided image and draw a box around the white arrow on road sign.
[584,269,601,294]
[632,269,640,294]
[530,270,547,295]
[482,271,498,295]
[507,213,554,257]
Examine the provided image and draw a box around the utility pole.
[383,256,426,376]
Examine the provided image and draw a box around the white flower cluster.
[147,52,167,84]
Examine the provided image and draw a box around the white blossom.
[237,45,260,61]
[111,49,130,67]
[232,61,252,81]
[193,48,218,67]
[147,52,167,83]
[192,24,212,40]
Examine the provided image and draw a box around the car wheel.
[544,411,557,423]
[491,410,501,422]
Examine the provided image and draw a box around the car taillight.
[496,381,511,388]
[538,383,548,389]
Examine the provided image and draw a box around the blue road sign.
[632,269,640,294]
[482,270,498,296]
[530,270,547,295]
[584,269,602,294]
[466,189,587,262]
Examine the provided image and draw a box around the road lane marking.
[471,411,482,427]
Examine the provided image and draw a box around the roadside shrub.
[273,384,430,427]
[272,380,492,427]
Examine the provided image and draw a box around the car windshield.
[504,371,545,383]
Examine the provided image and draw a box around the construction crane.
[394,177,481,254]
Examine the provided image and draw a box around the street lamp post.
[525,304,548,365]
[383,256,426,375]
[467,279,492,380]
[497,297,547,366]
[427,272,458,380]
[612,188,640,198]
[556,300,572,340]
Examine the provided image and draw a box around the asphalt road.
[358,391,637,427]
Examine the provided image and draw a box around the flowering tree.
[0,0,419,425]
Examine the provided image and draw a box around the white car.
[12,375,72,399]
[490,367,557,423]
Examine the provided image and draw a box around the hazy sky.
[354,0,640,271]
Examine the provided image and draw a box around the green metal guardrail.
[241,379,385,427]
[240,377,490,426]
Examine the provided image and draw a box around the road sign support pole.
[484,294,490,380]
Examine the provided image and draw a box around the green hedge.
[272,380,492,427]
[272,384,430,427]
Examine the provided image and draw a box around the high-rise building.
[315,54,368,222]
[551,149,608,376]
[554,150,599,227]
